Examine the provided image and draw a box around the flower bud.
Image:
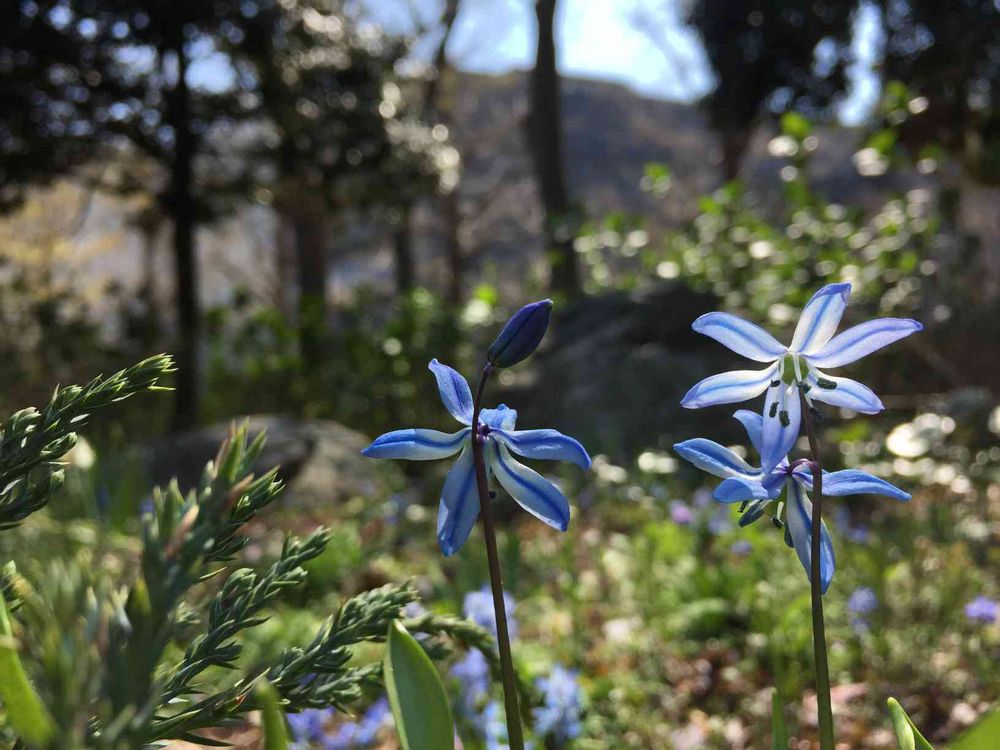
[487,299,553,368]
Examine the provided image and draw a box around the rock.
[143,416,402,508]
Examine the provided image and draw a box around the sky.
[365,0,883,126]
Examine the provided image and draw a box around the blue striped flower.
[681,283,922,472]
[674,409,910,593]
[362,359,591,556]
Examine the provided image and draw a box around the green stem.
[799,391,835,750]
[471,364,525,750]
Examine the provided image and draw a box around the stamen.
[769,402,778,418]
[816,377,837,390]
[771,516,784,529]
[779,409,790,427]
[770,380,780,388]
[810,406,825,423]
[738,500,749,513]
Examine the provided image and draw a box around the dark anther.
[769,402,779,418]
[489,491,497,500]
[810,406,825,423]
[797,382,812,393]
[779,410,790,427]
[769,379,780,387]
[738,500,749,513]
[816,377,837,389]
[771,516,784,529]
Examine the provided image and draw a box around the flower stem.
[471,363,525,750]
[799,392,835,750]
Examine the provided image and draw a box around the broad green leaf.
[888,698,935,750]
[255,679,289,750]
[951,708,1000,750]
[0,590,54,745]
[384,620,454,750]
[771,689,788,750]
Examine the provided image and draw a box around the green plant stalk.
[471,364,525,750]
[799,391,835,749]
[0,589,54,746]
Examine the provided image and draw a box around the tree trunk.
[294,214,327,366]
[529,0,579,298]
[444,189,463,306]
[393,203,415,294]
[167,36,199,431]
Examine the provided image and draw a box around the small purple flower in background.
[464,585,518,640]
[674,410,910,593]
[847,587,878,633]
[362,359,591,556]
[730,539,753,556]
[681,282,922,472]
[965,596,999,623]
[288,708,330,746]
[532,666,584,745]
[670,500,695,526]
[451,649,491,718]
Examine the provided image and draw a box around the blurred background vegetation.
[1,0,998,748]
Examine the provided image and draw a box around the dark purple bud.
[487,299,553,368]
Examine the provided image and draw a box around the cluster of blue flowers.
[287,697,391,750]
[675,283,923,592]
[965,595,998,624]
[450,587,583,748]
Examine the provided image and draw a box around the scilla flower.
[362,359,591,556]
[681,283,922,471]
[674,410,909,592]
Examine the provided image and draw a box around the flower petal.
[362,427,470,460]
[807,318,923,369]
[798,469,910,501]
[493,429,591,469]
[733,409,764,455]
[480,405,517,430]
[761,384,801,474]
[692,312,787,362]
[429,359,474,425]
[489,442,570,531]
[809,375,883,414]
[673,438,760,479]
[785,481,836,594]
[714,476,773,504]
[790,283,852,354]
[681,365,777,408]
[437,447,481,556]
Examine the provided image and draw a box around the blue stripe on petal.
[807,318,923,369]
[428,359,474,425]
[714,476,772,504]
[673,438,760,479]
[437,448,481,556]
[489,442,570,531]
[733,409,764,455]
[493,429,591,469]
[761,384,801,473]
[790,283,851,354]
[817,469,910,501]
[786,482,836,594]
[681,365,776,408]
[691,312,787,362]
[362,427,470,460]
[809,375,883,414]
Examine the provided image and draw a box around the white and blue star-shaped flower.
[363,359,591,556]
[681,282,922,473]
[674,409,910,592]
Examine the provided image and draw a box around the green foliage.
[384,620,455,750]
[951,709,1000,750]
[770,689,788,750]
[0,359,500,749]
[0,354,174,529]
[256,679,291,750]
[888,698,936,750]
